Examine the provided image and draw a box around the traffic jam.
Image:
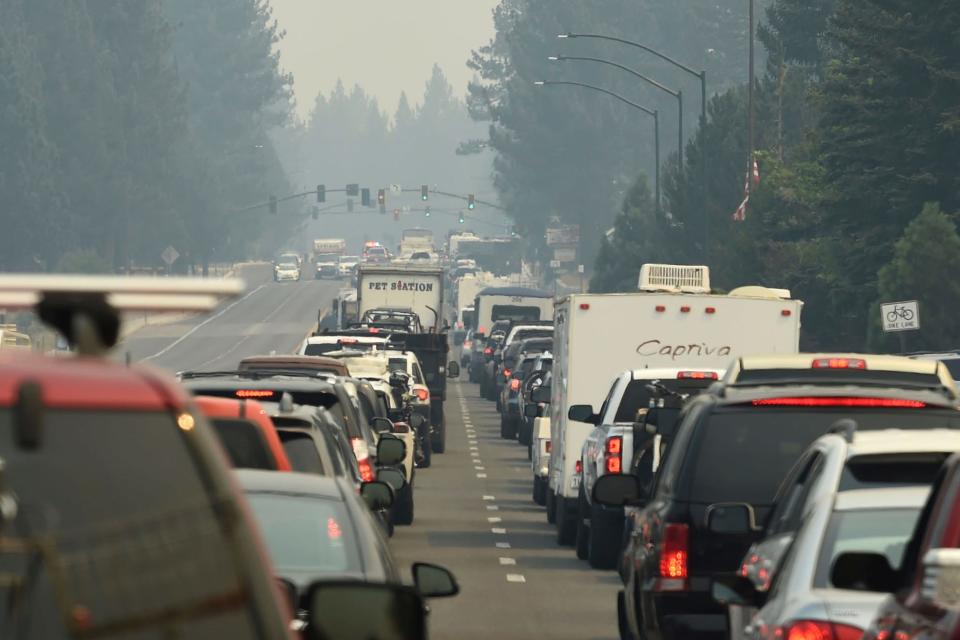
[3,241,960,640]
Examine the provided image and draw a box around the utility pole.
[747,0,756,185]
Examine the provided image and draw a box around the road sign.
[881,300,920,332]
[549,260,561,269]
[161,246,180,266]
[390,184,403,194]
[577,264,585,274]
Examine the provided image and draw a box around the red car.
[852,452,960,640]
[194,395,293,471]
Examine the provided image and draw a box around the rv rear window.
[492,305,541,323]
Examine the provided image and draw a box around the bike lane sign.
[881,300,920,332]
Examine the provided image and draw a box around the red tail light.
[463,340,473,349]
[752,397,925,408]
[812,357,866,370]
[677,371,719,380]
[503,369,511,379]
[358,457,375,483]
[236,390,275,398]
[414,388,429,402]
[660,523,689,580]
[510,379,521,391]
[781,621,863,640]
[606,455,622,474]
[484,347,493,355]
[575,460,582,474]
[545,441,552,453]
[327,517,343,540]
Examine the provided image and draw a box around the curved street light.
[534,80,660,213]
[558,32,709,255]
[548,54,683,168]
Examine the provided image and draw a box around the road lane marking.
[141,284,266,361]
[506,574,526,583]
[499,557,516,566]
[491,528,507,534]
[487,517,502,523]
[496,542,511,549]
[474,466,485,471]
[476,473,487,478]
[486,505,499,511]
[483,495,495,500]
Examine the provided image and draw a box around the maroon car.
[849,452,960,640]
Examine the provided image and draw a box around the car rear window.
[614,379,714,423]
[839,453,948,490]
[814,507,920,587]
[276,430,326,475]
[734,369,943,389]
[684,407,960,505]
[0,409,257,638]
[492,305,541,323]
[247,493,361,575]
[510,329,552,344]
[210,418,276,470]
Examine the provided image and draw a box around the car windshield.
[277,262,296,269]
[684,407,960,505]
[316,253,339,262]
[246,493,361,575]
[814,507,920,588]
[613,378,715,423]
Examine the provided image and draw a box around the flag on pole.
[751,157,760,188]
[732,155,759,222]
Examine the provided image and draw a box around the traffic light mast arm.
[233,187,354,214]
[414,188,507,212]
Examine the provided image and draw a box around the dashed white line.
[506,574,526,583]
[496,542,511,549]
[486,505,499,511]
[499,557,517,566]
[487,517,502,523]
[483,495,496,501]
[477,473,487,478]
[491,527,507,534]
[474,466,485,471]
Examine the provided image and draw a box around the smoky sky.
[270,0,500,118]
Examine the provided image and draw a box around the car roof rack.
[828,419,858,443]
[179,369,335,382]
[0,274,244,356]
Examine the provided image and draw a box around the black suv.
[594,384,960,640]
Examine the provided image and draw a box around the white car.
[299,335,388,356]
[338,255,360,277]
[273,261,301,282]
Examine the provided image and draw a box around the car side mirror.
[921,548,960,607]
[412,562,460,598]
[711,574,764,608]
[831,552,899,592]
[593,474,644,507]
[568,404,599,425]
[304,581,425,640]
[376,437,406,466]
[447,361,461,378]
[706,503,757,535]
[377,467,406,492]
[531,386,551,403]
[524,404,540,418]
[360,481,395,511]
[370,416,394,433]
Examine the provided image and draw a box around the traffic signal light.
[424,206,431,218]
[347,199,354,213]
[316,184,325,203]
[458,211,465,224]
[361,188,371,207]
[346,183,359,197]
[377,189,386,205]
[269,195,278,215]
[467,194,476,210]
[421,185,429,201]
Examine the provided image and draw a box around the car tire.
[418,430,432,469]
[617,591,637,640]
[556,495,577,546]
[496,395,502,411]
[431,420,446,454]
[527,441,532,461]
[500,414,511,439]
[588,502,622,570]
[533,476,547,505]
[575,490,590,560]
[391,480,415,525]
[547,490,557,524]
[518,421,532,446]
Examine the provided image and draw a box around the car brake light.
[680,306,691,313]
[545,441,552,453]
[327,517,343,539]
[503,369,512,379]
[369,327,380,334]
[484,347,493,355]
[606,437,622,454]
[655,305,666,312]
[811,357,866,370]
[510,379,521,391]
[677,371,719,380]
[414,388,429,402]
[660,523,689,579]
[358,457,375,483]
[705,307,716,314]
[606,454,622,474]
[781,621,863,640]
[575,460,582,474]
[752,397,926,408]
[236,390,275,398]
[463,340,473,349]
[339,338,358,345]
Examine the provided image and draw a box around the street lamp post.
[558,33,709,257]
[548,55,683,168]
[534,80,660,213]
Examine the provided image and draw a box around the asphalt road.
[391,382,620,640]
[119,272,620,639]
[119,264,344,371]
